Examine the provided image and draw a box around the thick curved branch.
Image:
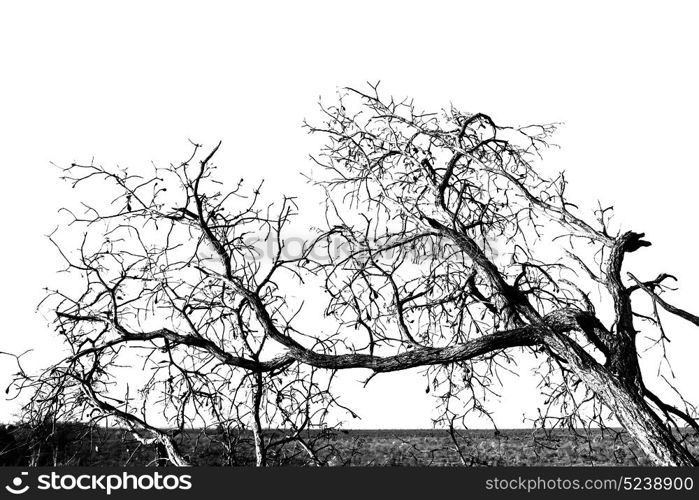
[57,312,293,373]
[78,378,190,466]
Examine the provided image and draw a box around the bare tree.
[11,85,699,466]
[13,143,346,466]
[301,85,699,466]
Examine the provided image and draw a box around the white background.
[1,0,698,429]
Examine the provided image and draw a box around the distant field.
[4,425,697,466]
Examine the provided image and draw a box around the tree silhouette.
[12,85,699,466]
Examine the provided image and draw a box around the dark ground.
[1,424,697,466]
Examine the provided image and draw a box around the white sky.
[1,0,698,429]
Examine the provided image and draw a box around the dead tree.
[13,142,345,466]
[13,85,699,466]
[300,85,699,465]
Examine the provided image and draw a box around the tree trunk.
[158,437,190,467]
[155,442,168,467]
[251,373,267,467]
[545,332,697,466]
[131,432,190,466]
[595,374,696,465]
